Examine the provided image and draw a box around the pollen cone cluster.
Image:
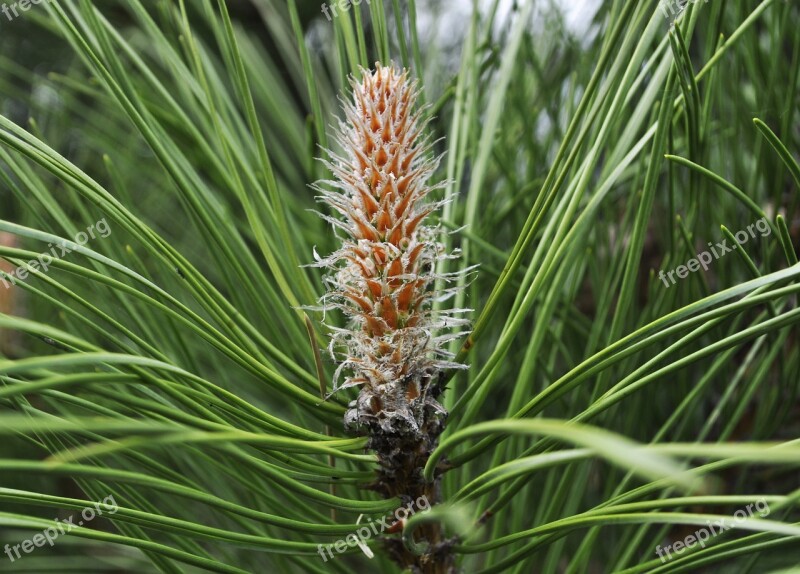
[311,64,468,437]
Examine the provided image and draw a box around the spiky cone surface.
[311,63,469,441]
[311,65,466,572]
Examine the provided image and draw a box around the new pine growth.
[311,64,469,433]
